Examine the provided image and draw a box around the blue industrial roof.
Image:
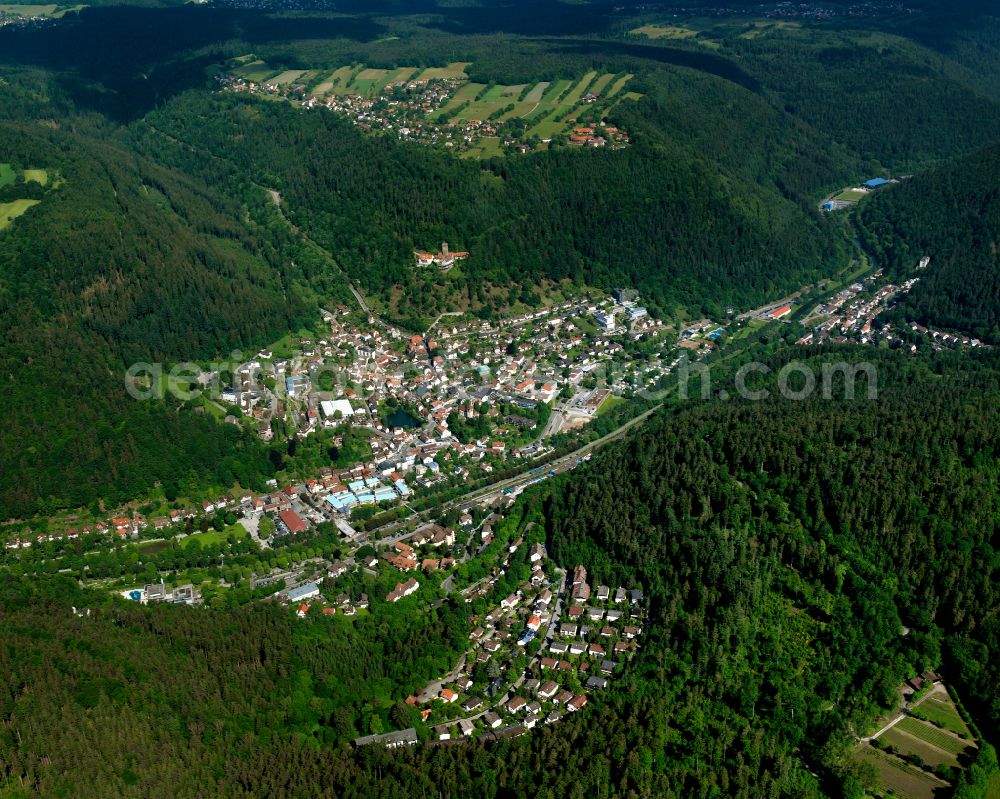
[864,177,890,188]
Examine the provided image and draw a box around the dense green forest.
[858,142,1000,344]
[0,122,311,518]
[1,348,998,797]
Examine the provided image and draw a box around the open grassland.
[0,199,39,230]
[0,163,15,187]
[22,168,47,185]
[910,694,973,738]
[181,525,248,549]
[854,744,948,799]
[631,23,699,40]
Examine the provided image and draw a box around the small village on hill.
[217,59,637,157]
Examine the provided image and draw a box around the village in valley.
[3,236,979,560]
[0,222,982,752]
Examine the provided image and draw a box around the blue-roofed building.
[356,491,376,505]
[864,177,890,189]
[287,582,320,602]
[348,480,367,493]
[374,487,396,502]
[394,480,411,497]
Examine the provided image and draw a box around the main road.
[371,402,662,546]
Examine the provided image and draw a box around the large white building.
[320,399,357,419]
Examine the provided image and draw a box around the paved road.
[370,403,662,546]
[863,683,946,742]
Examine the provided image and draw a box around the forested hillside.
[2,349,998,797]
[0,123,308,518]
[858,142,1000,343]
[136,90,847,325]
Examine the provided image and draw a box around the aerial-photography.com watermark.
[123,351,878,406]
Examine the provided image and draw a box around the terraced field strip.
[386,66,419,86]
[436,82,485,119]
[541,79,572,103]
[563,71,599,105]
[326,66,360,96]
[351,68,390,96]
[233,60,278,82]
[605,73,634,97]
[523,82,549,103]
[880,726,961,768]
[897,717,974,757]
[855,744,948,799]
[270,70,308,86]
[587,73,616,97]
[911,695,973,738]
[415,61,471,80]
[526,112,568,140]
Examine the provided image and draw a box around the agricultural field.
[231,59,279,83]
[310,66,355,97]
[909,693,973,739]
[0,199,39,230]
[0,3,84,17]
[854,744,948,799]
[415,62,471,80]
[270,70,310,87]
[880,725,961,769]
[895,716,974,758]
